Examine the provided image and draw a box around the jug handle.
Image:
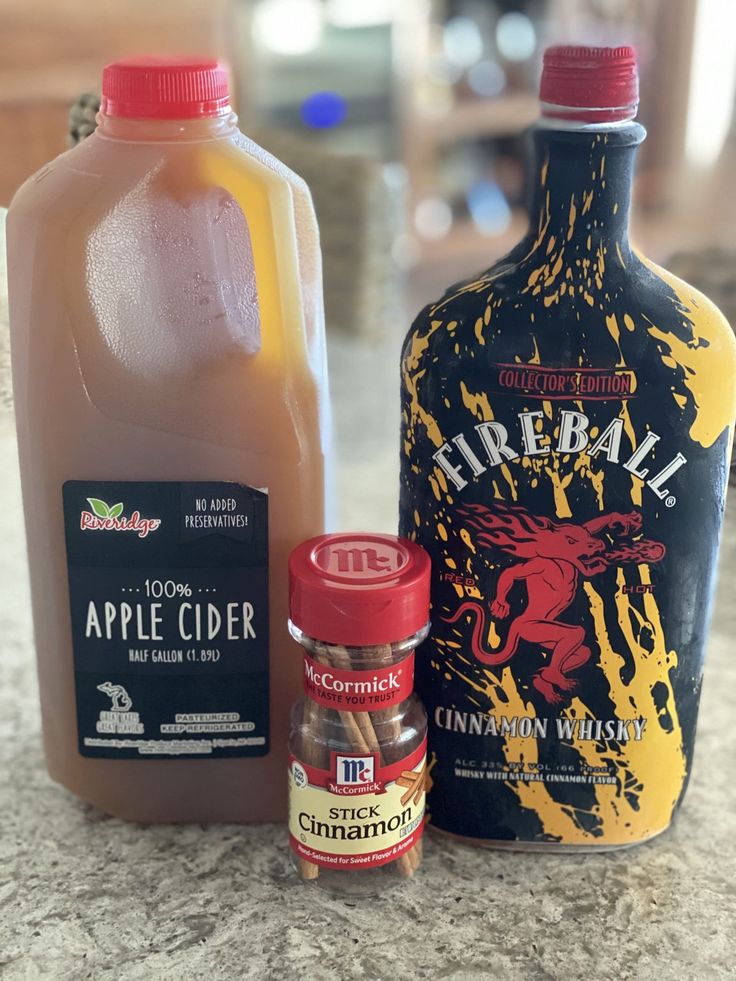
[191,144,307,371]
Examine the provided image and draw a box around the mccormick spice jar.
[287,534,430,895]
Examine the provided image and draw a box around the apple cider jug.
[7,57,330,822]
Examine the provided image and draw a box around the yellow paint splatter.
[459,528,476,553]
[637,255,736,447]
[540,154,549,185]
[543,457,573,518]
[567,195,577,241]
[402,320,445,448]
[605,313,625,366]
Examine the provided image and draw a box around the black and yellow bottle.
[399,46,736,849]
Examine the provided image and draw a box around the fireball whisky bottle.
[399,46,736,848]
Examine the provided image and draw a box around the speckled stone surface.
[1,321,735,980]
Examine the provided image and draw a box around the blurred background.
[1,0,735,521]
[3,0,736,327]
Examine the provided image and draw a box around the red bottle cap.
[289,534,431,646]
[102,56,230,120]
[540,45,639,122]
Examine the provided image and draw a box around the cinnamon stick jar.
[287,534,430,896]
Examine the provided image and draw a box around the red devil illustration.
[444,503,666,705]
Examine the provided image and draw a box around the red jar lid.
[102,56,231,119]
[540,45,639,122]
[289,534,431,646]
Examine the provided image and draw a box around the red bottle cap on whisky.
[102,56,230,119]
[540,45,639,122]
[289,534,431,646]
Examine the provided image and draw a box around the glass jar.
[287,534,431,897]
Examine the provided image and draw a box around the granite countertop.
[1,288,735,979]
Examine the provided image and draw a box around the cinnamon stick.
[366,644,424,875]
[296,696,324,880]
[313,641,424,879]
[400,765,425,808]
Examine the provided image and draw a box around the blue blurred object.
[467,179,512,235]
[300,91,348,129]
[443,16,484,68]
[496,12,537,62]
[467,60,507,98]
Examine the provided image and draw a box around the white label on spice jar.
[288,740,426,870]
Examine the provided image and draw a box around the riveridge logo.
[80,498,161,539]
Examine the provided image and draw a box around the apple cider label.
[62,480,269,759]
[288,741,426,870]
